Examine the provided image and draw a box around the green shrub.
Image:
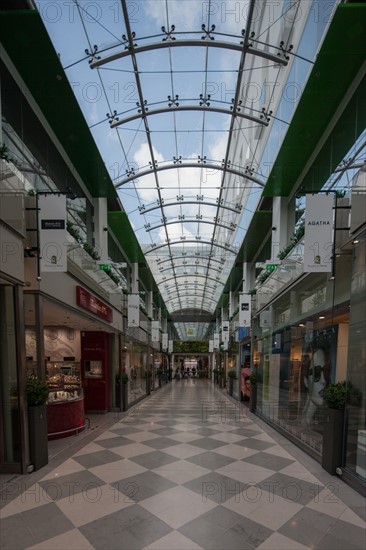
[26,377,49,406]
[325,380,362,409]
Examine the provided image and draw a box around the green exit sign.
[99,264,110,271]
[266,264,278,271]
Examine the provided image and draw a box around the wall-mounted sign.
[304,194,334,272]
[168,340,173,353]
[209,340,214,353]
[162,332,168,350]
[151,320,160,342]
[213,332,219,350]
[127,294,139,327]
[222,321,230,342]
[39,194,67,272]
[239,294,251,327]
[76,286,113,322]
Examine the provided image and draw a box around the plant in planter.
[115,372,129,411]
[26,377,49,471]
[26,377,49,406]
[145,369,153,395]
[228,370,237,396]
[249,371,259,413]
[157,367,164,387]
[322,380,357,475]
[218,367,225,388]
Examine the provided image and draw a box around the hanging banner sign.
[168,340,174,353]
[39,194,67,272]
[304,194,334,272]
[127,294,139,327]
[239,294,251,327]
[209,340,214,353]
[213,332,219,350]
[151,320,160,342]
[162,333,168,350]
[222,321,230,342]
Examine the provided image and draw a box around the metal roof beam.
[115,161,264,188]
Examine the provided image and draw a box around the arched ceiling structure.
[38,0,337,340]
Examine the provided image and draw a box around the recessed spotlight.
[319,316,325,319]
[353,240,359,244]
[299,323,305,327]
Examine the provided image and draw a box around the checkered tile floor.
[1,380,365,549]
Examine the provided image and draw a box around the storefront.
[24,285,122,439]
[252,232,365,493]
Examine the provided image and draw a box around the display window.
[255,305,349,455]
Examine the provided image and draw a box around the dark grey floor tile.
[144,437,179,450]
[318,518,366,549]
[316,533,364,550]
[128,450,179,469]
[235,438,275,451]
[110,426,142,435]
[79,505,171,549]
[150,427,183,436]
[0,513,35,550]
[190,427,222,437]
[95,436,134,448]
[0,503,74,549]
[72,449,123,469]
[189,438,228,451]
[179,505,272,549]
[39,470,105,501]
[183,472,246,504]
[111,471,177,502]
[178,513,227,547]
[242,451,295,471]
[186,451,236,470]
[259,472,323,506]
[230,428,263,437]
[279,507,338,547]
[129,513,173,546]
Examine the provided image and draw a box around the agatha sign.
[76,286,113,322]
[304,194,333,272]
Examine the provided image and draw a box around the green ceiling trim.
[0,10,117,199]
[108,211,145,264]
[263,3,366,198]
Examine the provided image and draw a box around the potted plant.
[249,371,258,413]
[322,380,362,475]
[117,372,129,412]
[26,377,49,471]
[145,369,153,395]
[218,367,225,388]
[228,370,237,396]
[157,367,164,388]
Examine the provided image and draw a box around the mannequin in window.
[302,348,326,426]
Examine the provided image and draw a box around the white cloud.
[143,0,199,29]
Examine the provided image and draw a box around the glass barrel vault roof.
[36,0,341,338]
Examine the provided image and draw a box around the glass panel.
[344,231,366,481]
[0,285,21,464]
